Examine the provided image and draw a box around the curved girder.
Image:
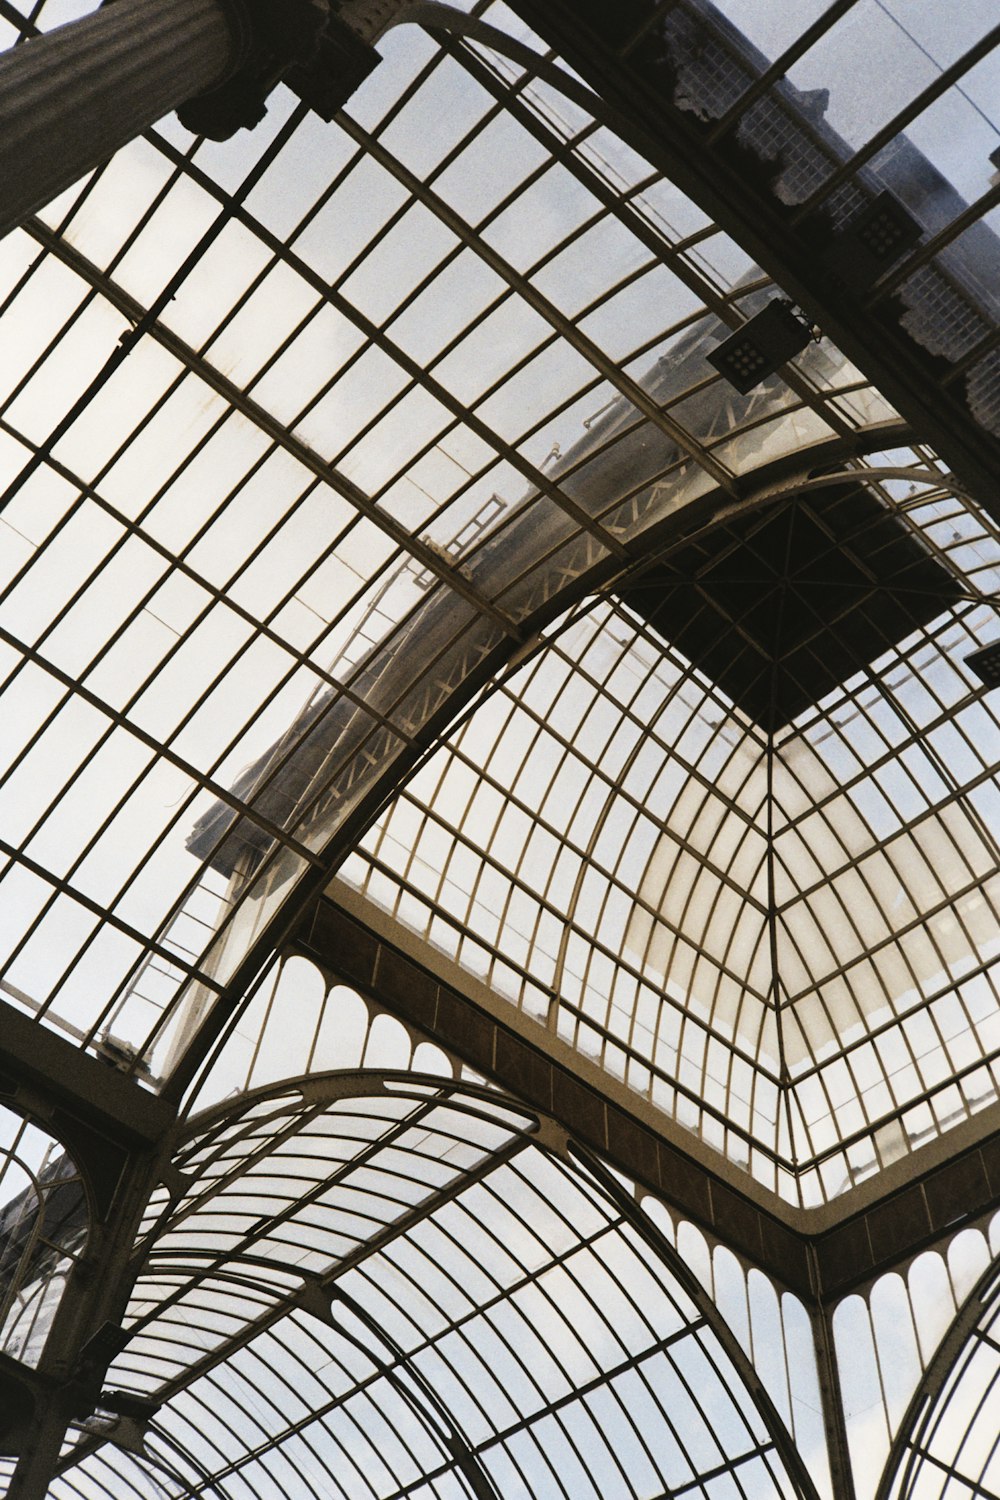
[57,1071,820,1500]
[165,417,913,1098]
[877,1248,1000,1500]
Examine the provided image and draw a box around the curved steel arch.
[167,418,914,1098]
[877,1248,1000,1500]
[61,1069,821,1500]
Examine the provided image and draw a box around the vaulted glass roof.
[2,1,1000,1495]
[342,440,1000,1205]
[58,1072,815,1500]
[1,0,998,1199]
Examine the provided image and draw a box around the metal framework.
[0,0,999,1495]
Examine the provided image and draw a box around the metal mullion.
[154,457,399,706]
[769,799,929,1031]
[840,768,1000,984]
[460,695,774,933]
[410,829,784,1113]
[354,851,787,1144]
[0,675,176,1037]
[774,644,991,818]
[7,898,175,1051]
[1,112,301,515]
[327,230,701,499]
[712,825,774,1063]
[206,1115,499,1270]
[644,1314,785,1488]
[366,138,600,360]
[51,761,235,1036]
[705,0,860,144]
[173,1082,516,1222]
[368,1238,642,1489]
[786,944,1000,1098]
[450,30,859,442]
[902,1445,997,1500]
[777,697,1000,846]
[903,1332,1000,1494]
[78,546,474,915]
[790,1036,1000,1176]
[8,681,161,880]
[170,1363,439,1500]
[772,855,927,1118]
[154,1382,267,1492]
[660,803,767,1080]
[142,137,631,584]
[451,32,740,315]
[0,830,222,997]
[782,792,1000,922]
[171,1098,346,1198]
[346,1214,638,1405]
[341,114,737,499]
[96,352,261,538]
[135,1152,503,1349]
[519,1217,706,1494]
[459,800,520,940]
[282,137,371,252]
[0,0,31,33]
[0,234,46,321]
[779,858,969,1022]
[789,25,1000,222]
[282,42,440,246]
[246,288,387,438]
[100,137,205,284]
[0,412,423,798]
[883,673,1000,883]
[0,283,100,420]
[286,1136,530,1302]
[23,221,519,641]
[472,1326,754,1493]
[373,1178,619,1350]
[841,1005,928,1142]
[0,617,323,873]
[109,1168,623,1474]
[241,290,368,410]
[441,669,773,916]
[672,1443,786,1500]
[325,94,515,305]
[257,632,481,866]
[193,243,286,362]
[225,1343,351,1496]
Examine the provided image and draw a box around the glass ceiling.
[52,1065,819,1500]
[343,440,1000,1206]
[1,3,1000,1495]
[0,0,998,1204]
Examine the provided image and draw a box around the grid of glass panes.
[0,0,901,1089]
[343,446,1000,1203]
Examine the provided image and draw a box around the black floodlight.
[823,191,923,291]
[965,640,1000,688]
[100,1391,163,1422]
[78,1321,129,1370]
[707,300,812,394]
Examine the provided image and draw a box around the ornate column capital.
[177,0,331,138]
